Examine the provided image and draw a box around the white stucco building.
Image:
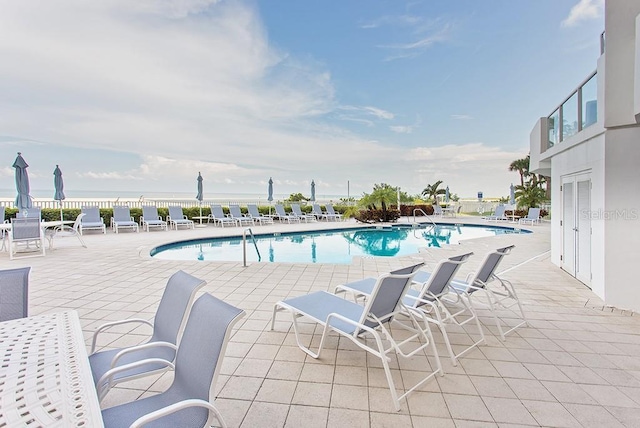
[529,1,640,312]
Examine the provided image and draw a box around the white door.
[561,173,591,287]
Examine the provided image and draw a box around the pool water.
[150,223,529,264]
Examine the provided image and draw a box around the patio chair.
[8,217,45,260]
[336,253,485,367]
[111,205,139,233]
[0,206,7,250]
[0,267,30,322]
[431,205,443,218]
[519,207,541,225]
[291,203,316,222]
[45,212,87,249]
[209,204,238,228]
[228,204,254,226]
[90,270,207,402]
[325,203,343,221]
[271,262,444,412]
[247,204,274,225]
[80,206,106,234]
[101,293,244,428]
[485,204,507,222]
[424,245,527,341]
[274,204,300,223]
[311,203,329,221]
[167,206,195,230]
[141,205,168,232]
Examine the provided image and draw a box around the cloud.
[561,0,604,27]
[336,105,394,125]
[390,126,413,134]
[77,171,143,180]
[451,114,473,120]
[378,23,452,61]
[359,15,423,29]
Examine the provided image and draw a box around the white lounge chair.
[209,204,238,228]
[336,253,485,367]
[247,204,274,225]
[325,203,343,221]
[272,263,444,412]
[80,206,106,234]
[90,271,207,402]
[519,207,541,225]
[485,205,507,221]
[111,206,139,233]
[431,205,443,218]
[311,204,329,221]
[101,293,244,428]
[291,203,315,222]
[141,206,168,232]
[426,245,527,341]
[228,205,254,226]
[274,204,300,223]
[167,206,194,230]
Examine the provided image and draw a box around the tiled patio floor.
[3,216,639,427]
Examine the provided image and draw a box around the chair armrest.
[97,358,175,403]
[91,318,154,353]
[130,399,226,428]
[111,341,177,368]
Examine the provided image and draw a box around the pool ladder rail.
[242,228,261,266]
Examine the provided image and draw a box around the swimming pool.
[150,223,529,264]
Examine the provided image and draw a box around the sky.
[0,0,605,200]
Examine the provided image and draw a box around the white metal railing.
[242,228,260,267]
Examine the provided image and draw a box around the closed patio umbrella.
[268,177,273,215]
[445,186,450,203]
[509,184,515,206]
[196,172,204,219]
[54,165,65,221]
[310,180,316,202]
[13,152,32,211]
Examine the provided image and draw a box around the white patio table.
[0,310,104,427]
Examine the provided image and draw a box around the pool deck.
[3,215,640,427]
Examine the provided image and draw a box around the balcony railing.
[547,70,598,149]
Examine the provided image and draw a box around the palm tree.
[509,156,530,186]
[421,181,446,205]
[514,182,546,209]
[359,183,398,221]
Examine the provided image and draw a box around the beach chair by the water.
[325,203,343,221]
[485,205,507,222]
[274,204,300,223]
[271,263,443,411]
[80,206,106,234]
[209,204,238,228]
[519,207,541,226]
[167,206,194,230]
[90,271,207,402]
[101,293,244,428]
[311,204,329,221]
[228,205,254,226]
[111,206,139,233]
[247,204,274,225]
[141,206,168,232]
[291,203,315,222]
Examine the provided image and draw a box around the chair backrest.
[291,204,303,216]
[526,208,541,220]
[326,204,337,215]
[150,270,207,346]
[275,204,287,216]
[247,204,260,217]
[0,206,5,223]
[228,205,243,218]
[415,253,473,303]
[360,262,425,328]
[16,207,41,219]
[433,205,442,215]
[81,206,102,223]
[142,205,159,220]
[169,293,244,407]
[468,245,515,290]
[0,267,30,321]
[312,204,323,215]
[210,204,226,218]
[113,206,132,222]
[168,206,184,220]
[493,205,505,217]
[11,217,41,240]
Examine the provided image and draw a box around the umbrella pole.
[60,201,64,222]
